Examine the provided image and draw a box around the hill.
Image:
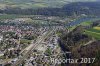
[0,0,97,9]
[0,2,100,17]
[59,26,100,66]
[35,2,100,16]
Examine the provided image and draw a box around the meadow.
[85,27,100,40]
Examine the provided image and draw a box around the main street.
[12,28,55,66]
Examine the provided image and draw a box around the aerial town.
[0,17,67,66]
[0,0,100,66]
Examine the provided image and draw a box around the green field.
[87,29,100,33]
[94,27,100,30]
[85,28,100,40]
[80,21,92,26]
[77,19,100,40]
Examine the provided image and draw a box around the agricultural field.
[69,21,93,31]
[85,27,100,40]
[94,27,100,30]
[80,21,92,26]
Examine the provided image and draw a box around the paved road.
[12,29,55,66]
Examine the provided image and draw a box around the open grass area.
[80,21,92,26]
[85,30,100,40]
[68,22,92,31]
[94,27,100,30]
[20,39,31,44]
[87,28,100,33]
[78,19,100,40]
